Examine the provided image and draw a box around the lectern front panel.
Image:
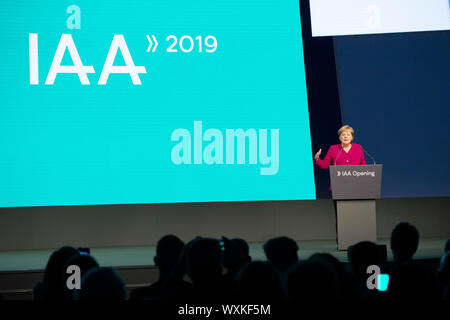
[330,165,382,200]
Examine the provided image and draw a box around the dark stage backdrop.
[334,30,450,198]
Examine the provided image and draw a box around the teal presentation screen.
[0,0,315,207]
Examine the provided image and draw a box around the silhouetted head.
[42,246,80,300]
[231,238,251,263]
[263,237,298,273]
[155,235,185,276]
[77,267,127,300]
[237,261,284,301]
[285,259,339,301]
[439,252,450,300]
[348,241,382,282]
[63,254,99,299]
[390,222,419,262]
[310,253,359,300]
[222,237,250,273]
[438,252,450,285]
[388,262,436,300]
[445,239,450,254]
[170,236,201,281]
[186,238,222,285]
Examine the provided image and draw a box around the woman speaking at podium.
[314,125,366,169]
[314,125,367,245]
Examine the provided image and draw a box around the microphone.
[334,146,343,165]
[356,144,376,165]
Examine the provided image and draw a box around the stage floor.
[0,238,447,272]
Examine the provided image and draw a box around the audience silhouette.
[347,241,384,300]
[286,258,339,301]
[309,253,360,300]
[129,235,192,301]
[64,254,99,300]
[33,246,79,300]
[230,238,252,263]
[263,236,298,274]
[445,238,450,254]
[237,261,284,301]
[220,237,251,296]
[437,251,450,300]
[390,222,419,262]
[76,267,127,300]
[387,261,437,300]
[28,223,448,302]
[185,237,229,301]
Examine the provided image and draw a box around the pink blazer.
[315,143,366,170]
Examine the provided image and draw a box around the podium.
[329,164,383,250]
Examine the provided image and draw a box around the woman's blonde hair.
[338,125,354,137]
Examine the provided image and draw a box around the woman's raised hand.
[314,149,322,161]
